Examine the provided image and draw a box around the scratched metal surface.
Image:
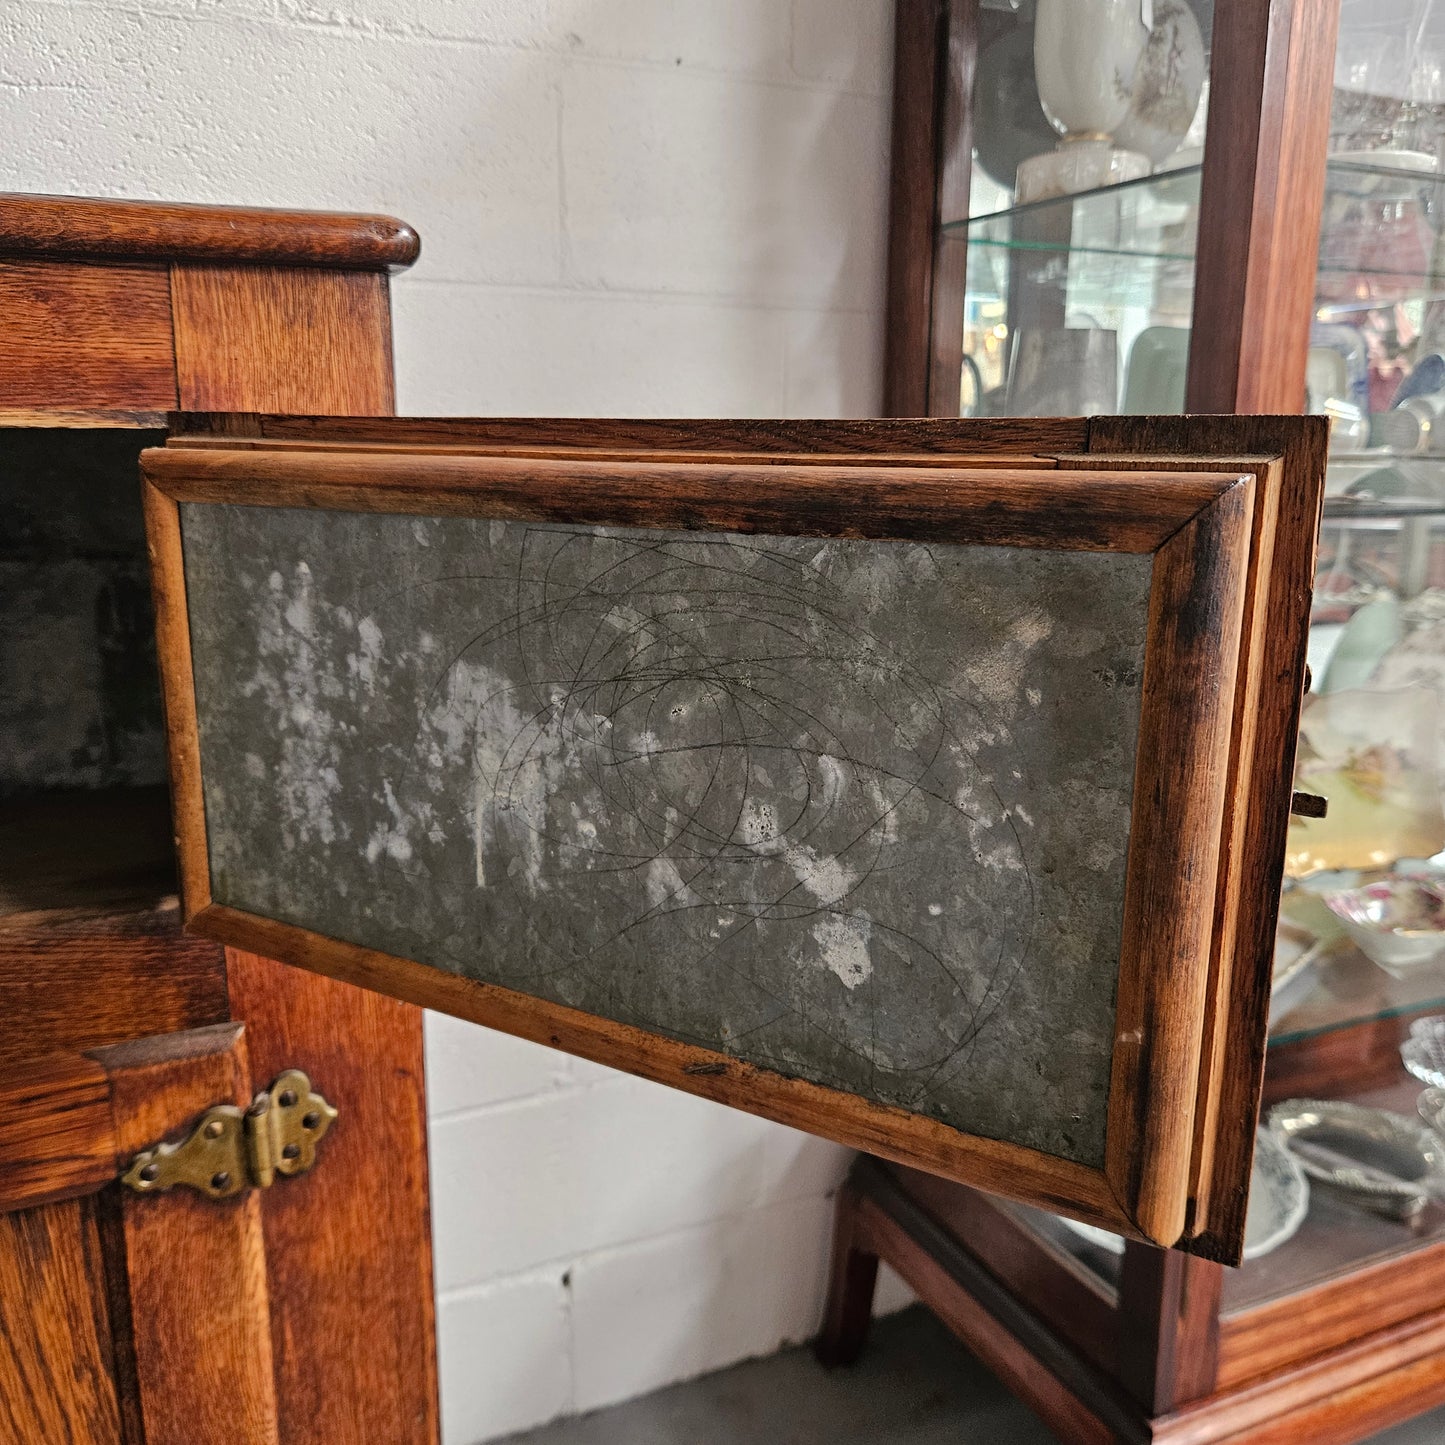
[182,505,1152,1165]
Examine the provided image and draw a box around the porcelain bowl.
[1324,878,1445,977]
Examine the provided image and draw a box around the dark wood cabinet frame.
[833,4,1445,1442]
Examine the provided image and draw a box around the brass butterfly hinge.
[120,1069,337,1200]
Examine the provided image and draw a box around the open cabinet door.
[142,414,1326,1263]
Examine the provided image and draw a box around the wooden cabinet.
[0,195,436,1444]
[136,411,1323,1262]
[833,4,1445,1441]
[0,191,1332,1432]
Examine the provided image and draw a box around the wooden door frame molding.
[139,416,1320,1254]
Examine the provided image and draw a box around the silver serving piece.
[1403,1016,1445,1090]
[1269,1098,1445,1221]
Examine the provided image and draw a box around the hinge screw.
[282,1143,301,1161]
[211,1171,231,1191]
[303,1112,321,1129]
[278,1090,298,1108]
[204,1119,225,1139]
[138,1163,159,1183]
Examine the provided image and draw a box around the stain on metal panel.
[182,505,1151,1166]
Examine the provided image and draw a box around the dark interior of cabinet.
[0,425,177,919]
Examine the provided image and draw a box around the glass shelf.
[954,156,1445,417]
[1269,939,1445,1047]
[951,157,1445,279]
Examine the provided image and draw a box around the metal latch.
[121,1069,337,1199]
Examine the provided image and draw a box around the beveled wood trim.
[0,1053,117,1212]
[1056,445,1290,1257]
[142,480,212,921]
[140,445,1246,554]
[1106,481,1254,1245]
[0,194,419,272]
[190,901,1142,1241]
[0,407,168,428]
[1217,1234,1445,1392]
[1155,1311,1445,1445]
[1088,416,1327,1261]
[1179,462,1282,1235]
[146,435,1275,1250]
[1184,0,1340,412]
[164,437,1063,469]
[167,412,1093,455]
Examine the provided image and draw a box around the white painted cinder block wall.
[0,1,912,1438]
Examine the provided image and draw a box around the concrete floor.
[501,1305,1445,1445]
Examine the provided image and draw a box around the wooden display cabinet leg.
[815,1179,881,1367]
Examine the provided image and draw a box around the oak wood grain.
[91,1023,280,1445]
[0,194,418,271]
[0,261,177,408]
[1155,1312,1445,1445]
[171,266,394,414]
[165,232,438,1441]
[141,445,1244,553]
[0,1053,117,1212]
[225,950,439,1444]
[143,483,212,922]
[0,1200,123,1445]
[0,904,227,1071]
[1088,416,1327,1261]
[1107,480,1254,1247]
[168,412,1094,455]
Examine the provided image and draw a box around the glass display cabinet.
[822,1,1445,1440]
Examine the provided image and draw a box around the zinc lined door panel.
[143,415,1324,1260]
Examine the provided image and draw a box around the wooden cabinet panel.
[0,1199,124,1445]
[0,261,177,408]
[225,950,438,1444]
[142,414,1325,1258]
[171,265,394,415]
[0,1053,117,1212]
[91,1023,280,1445]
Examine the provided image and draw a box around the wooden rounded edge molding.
[0,192,421,272]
